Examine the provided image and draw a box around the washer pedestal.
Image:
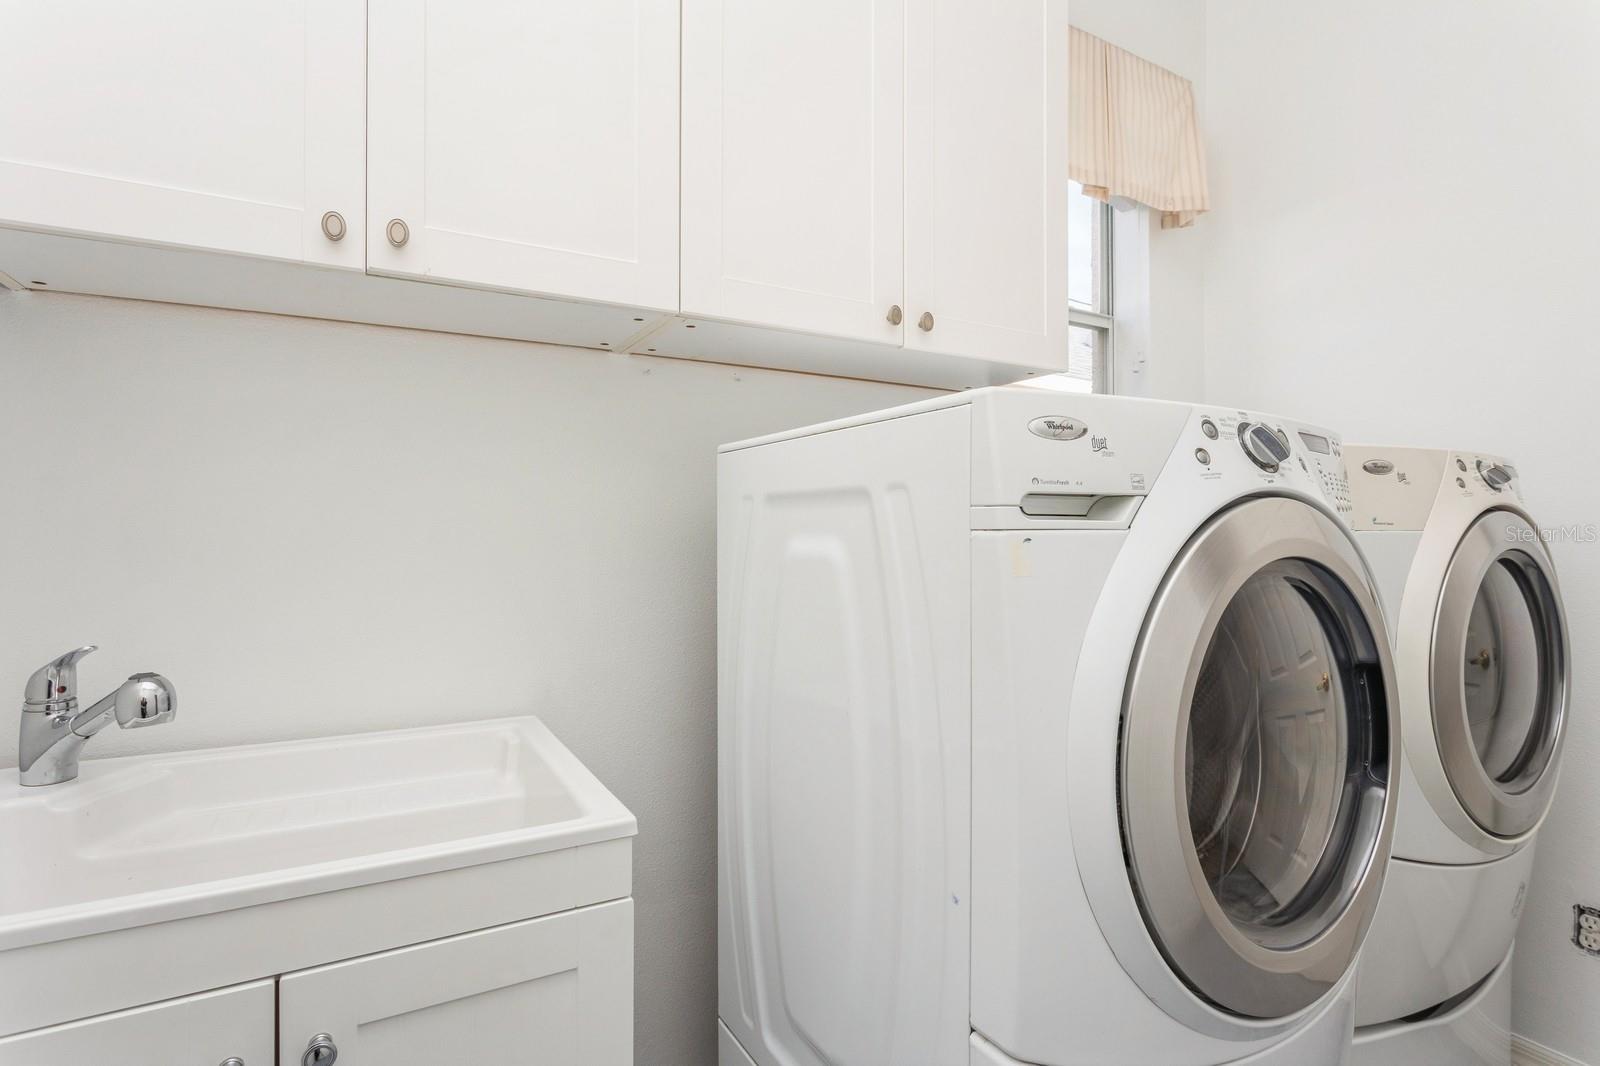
[967,976,1356,1066]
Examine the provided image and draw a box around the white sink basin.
[0,716,635,951]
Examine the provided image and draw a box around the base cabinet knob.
[302,1033,339,1066]
[886,304,903,325]
[220,1059,246,1066]
[917,311,935,331]
[386,218,410,248]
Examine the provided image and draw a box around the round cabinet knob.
[917,311,935,332]
[386,218,410,248]
[1238,421,1291,471]
[320,211,346,242]
[220,1059,246,1066]
[886,304,903,325]
[1478,461,1512,491]
[302,1033,339,1066]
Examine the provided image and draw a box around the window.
[1019,180,1122,395]
[1067,180,1114,391]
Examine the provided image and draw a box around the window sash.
[1068,185,1115,319]
[1068,192,1115,391]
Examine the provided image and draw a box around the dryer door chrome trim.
[1431,510,1568,838]
[1120,496,1399,1020]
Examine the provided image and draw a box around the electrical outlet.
[1575,905,1600,956]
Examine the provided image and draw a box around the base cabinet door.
[278,900,634,1065]
[367,0,679,312]
[0,2,365,270]
[0,980,274,1066]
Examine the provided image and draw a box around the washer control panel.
[1238,421,1292,470]
[1190,409,1352,515]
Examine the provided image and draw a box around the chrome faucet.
[18,645,176,786]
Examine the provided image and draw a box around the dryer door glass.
[1465,560,1548,779]
[1433,512,1568,837]
[1120,497,1398,1021]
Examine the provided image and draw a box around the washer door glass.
[1187,563,1351,933]
[1120,497,1397,1021]
[1433,512,1568,837]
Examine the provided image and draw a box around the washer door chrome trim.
[1120,496,1398,1020]
[1431,510,1569,838]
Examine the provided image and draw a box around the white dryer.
[1344,448,1569,1053]
[718,389,1401,1066]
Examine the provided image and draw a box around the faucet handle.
[24,645,98,708]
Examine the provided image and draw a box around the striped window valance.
[1069,27,1210,229]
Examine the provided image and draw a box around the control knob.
[1238,422,1291,471]
[1478,461,1512,491]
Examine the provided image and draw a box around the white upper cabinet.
[681,0,906,345]
[0,2,365,270]
[904,0,1069,366]
[368,0,680,312]
[682,0,1068,368]
[0,0,1064,385]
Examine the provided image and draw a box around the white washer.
[718,389,1401,1066]
[1343,448,1569,1049]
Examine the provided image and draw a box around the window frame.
[1067,186,1116,393]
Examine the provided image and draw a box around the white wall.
[0,291,934,1066]
[1204,2,1600,1060]
[1069,0,1210,402]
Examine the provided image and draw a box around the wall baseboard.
[1515,1034,1592,1066]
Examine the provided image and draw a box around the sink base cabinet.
[279,899,632,1066]
[0,836,630,1039]
[0,901,633,1066]
[0,980,275,1066]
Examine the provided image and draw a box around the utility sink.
[0,716,636,953]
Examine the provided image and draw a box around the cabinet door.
[904,0,1069,367]
[0,3,364,270]
[682,0,905,344]
[0,980,273,1066]
[278,900,633,1066]
[368,0,678,312]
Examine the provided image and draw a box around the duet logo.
[1027,416,1088,441]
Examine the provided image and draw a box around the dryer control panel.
[1344,446,1522,532]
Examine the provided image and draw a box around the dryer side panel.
[717,406,971,1066]
[1354,529,1423,629]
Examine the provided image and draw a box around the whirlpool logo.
[1027,416,1087,441]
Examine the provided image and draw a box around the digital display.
[1297,431,1331,455]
